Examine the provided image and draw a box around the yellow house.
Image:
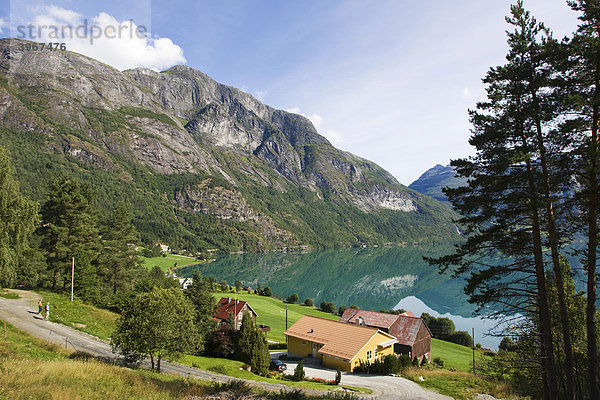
[284,315,397,372]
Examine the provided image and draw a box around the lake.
[179,245,503,348]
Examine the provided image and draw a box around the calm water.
[180,245,503,348]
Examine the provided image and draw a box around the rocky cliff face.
[0,38,458,251]
[409,164,467,202]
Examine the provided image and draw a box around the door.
[312,343,317,358]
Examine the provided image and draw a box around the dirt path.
[0,289,452,400]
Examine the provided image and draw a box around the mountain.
[0,38,459,252]
[409,164,467,202]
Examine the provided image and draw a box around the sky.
[0,0,582,185]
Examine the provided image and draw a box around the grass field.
[403,367,513,400]
[142,254,201,272]
[430,338,487,372]
[0,321,359,400]
[212,292,340,343]
[34,290,119,340]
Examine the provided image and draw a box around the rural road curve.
[0,290,453,400]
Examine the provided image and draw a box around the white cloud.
[0,18,6,33]
[461,87,472,99]
[27,6,185,71]
[253,90,267,101]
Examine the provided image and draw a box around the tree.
[40,176,101,300]
[294,360,305,381]
[286,293,299,304]
[563,2,600,396]
[235,312,269,375]
[235,280,242,292]
[335,368,341,385]
[112,288,198,371]
[304,298,313,306]
[99,203,143,296]
[219,280,229,292]
[262,286,272,297]
[320,301,336,314]
[338,305,347,316]
[426,4,567,397]
[0,146,38,288]
[185,271,216,339]
[499,337,518,352]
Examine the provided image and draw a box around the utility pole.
[286,305,288,330]
[472,327,475,374]
[71,256,74,302]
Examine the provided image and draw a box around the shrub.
[262,286,273,297]
[208,365,227,374]
[286,293,299,304]
[293,360,305,381]
[268,343,287,350]
[335,368,342,384]
[320,301,336,314]
[420,356,429,367]
[219,280,229,292]
[433,357,444,368]
[447,330,473,347]
[304,298,313,306]
[412,357,420,367]
[338,305,347,316]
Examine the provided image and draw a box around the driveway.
[277,356,452,400]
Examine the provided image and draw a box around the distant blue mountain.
[409,164,467,202]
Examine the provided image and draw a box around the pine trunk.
[586,68,599,400]
[532,91,577,400]
[525,158,559,400]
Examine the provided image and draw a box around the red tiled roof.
[213,297,258,321]
[389,315,429,346]
[340,309,398,329]
[340,309,430,346]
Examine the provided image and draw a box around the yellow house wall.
[350,332,395,371]
[288,336,317,358]
[322,354,352,372]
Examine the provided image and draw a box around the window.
[366,350,372,360]
[374,348,378,358]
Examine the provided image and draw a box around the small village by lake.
[179,245,504,349]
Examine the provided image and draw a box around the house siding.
[350,332,395,371]
[287,331,394,372]
[412,322,431,361]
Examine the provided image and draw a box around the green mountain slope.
[409,164,467,202]
[0,38,459,252]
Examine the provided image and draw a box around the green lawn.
[212,292,340,343]
[34,290,118,340]
[180,354,356,392]
[142,254,201,272]
[431,338,488,372]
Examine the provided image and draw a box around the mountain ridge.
[0,38,459,252]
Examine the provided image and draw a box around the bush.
[304,298,313,306]
[320,301,336,314]
[420,356,429,367]
[412,357,420,367]
[335,368,342,384]
[219,280,229,292]
[433,357,444,368]
[286,293,299,304]
[293,360,305,381]
[262,286,273,297]
[447,330,473,347]
[338,305,347,316]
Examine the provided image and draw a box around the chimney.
[356,316,365,326]
[228,297,231,303]
[236,300,239,304]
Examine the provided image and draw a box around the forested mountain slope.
[0,39,458,252]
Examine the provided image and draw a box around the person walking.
[44,302,49,321]
[38,299,42,314]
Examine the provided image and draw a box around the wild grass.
[34,290,118,340]
[430,338,489,372]
[0,290,20,299]
[403,367,515,400]
[0,320,360,400]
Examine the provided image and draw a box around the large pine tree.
[40,176,101,299]
[0,146,38,288]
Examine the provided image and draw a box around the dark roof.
[340,309,399,329]
[213,297,258,321]
[389,315,430,346]
[340,308,431,346]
